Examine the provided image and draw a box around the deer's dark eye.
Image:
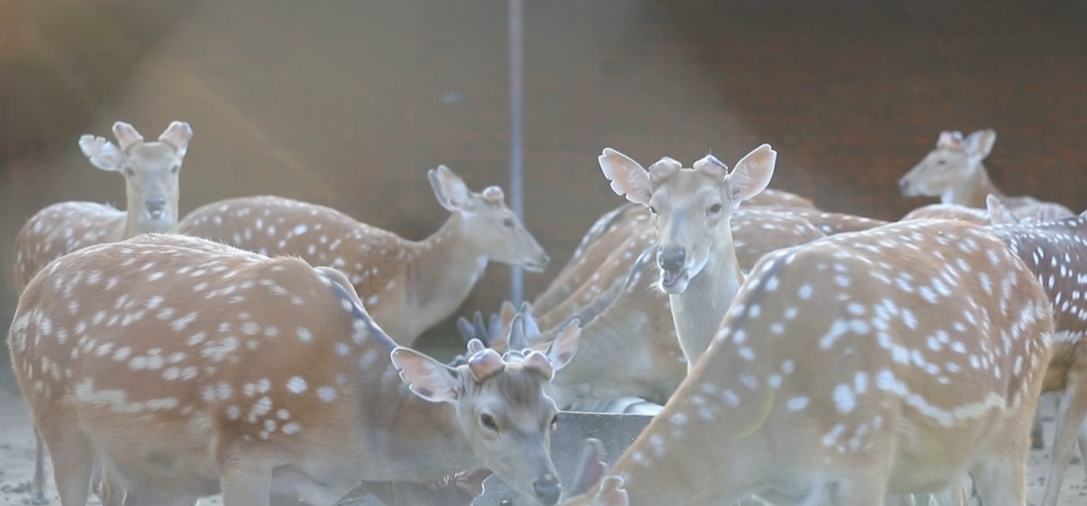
[171,165,181,174]
[502,218,515,229]
[937,160,947,166]
[481,413,498,431]
[708,203,723,215]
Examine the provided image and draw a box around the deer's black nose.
[533,474,561,506]
[657,246,687,273]
[146,196,166,214]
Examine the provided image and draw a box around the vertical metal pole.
[508,0,525,306]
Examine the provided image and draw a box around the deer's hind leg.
[37,411,96,506]
[1040,367,1087,506]
[968,406,1034,506]
[32,429,49,505]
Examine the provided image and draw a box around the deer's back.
[689,221,1052,460]
[180,195,413,293]
[901,203,991,225]
[731,208,827,271]
[746,188,817,211]
[988,215,1087,390]
[13,201,125,293]
[766,207,888,235]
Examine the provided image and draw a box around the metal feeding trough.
[340,411,652,506]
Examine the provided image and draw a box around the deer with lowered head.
[7,232,578,506]
[558,218,1055,506]
[179,165,549,346]
[10,119,193,506]
[897,128,1074,222]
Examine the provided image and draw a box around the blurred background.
[2,0,1086,363]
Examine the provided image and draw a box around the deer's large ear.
[390,347,460,403]
[78,135,126,172]
[570,438,608,498]
[599,148,653,205]
[546,319,581,372]
[428,165,472,211]
[158,121,194,156]
[725,144,776,208]
[111,121,144,151]
[986,194,1020,226]
[965,129,996,162]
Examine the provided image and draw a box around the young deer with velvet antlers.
[7,233,577,506]
[898,129,1073,221]
[10,119,193,505]
[560,219,1054,506]
[597,144,778,368]
[13,120,194,294]
[179,165,549,346]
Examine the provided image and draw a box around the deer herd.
[5,121,1086,506]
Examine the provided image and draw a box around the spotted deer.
[983,210,1087,506]
[898,129,1074,221]
[179,165,549,346]
[597,144,780,368]
[558,219,1055,506]
[13,120,194,294]
[532,189,816,321]
[10,119,193,505]
[7,233,579,506]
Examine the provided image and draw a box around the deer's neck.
[120,195,178,239]
[405,213,489,338]
[669,239,744,368]
[946,165,1005,208]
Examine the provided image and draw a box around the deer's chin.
[144,209,169,221]
[659,268,689,294]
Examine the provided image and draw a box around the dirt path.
[2,367,1085,505]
